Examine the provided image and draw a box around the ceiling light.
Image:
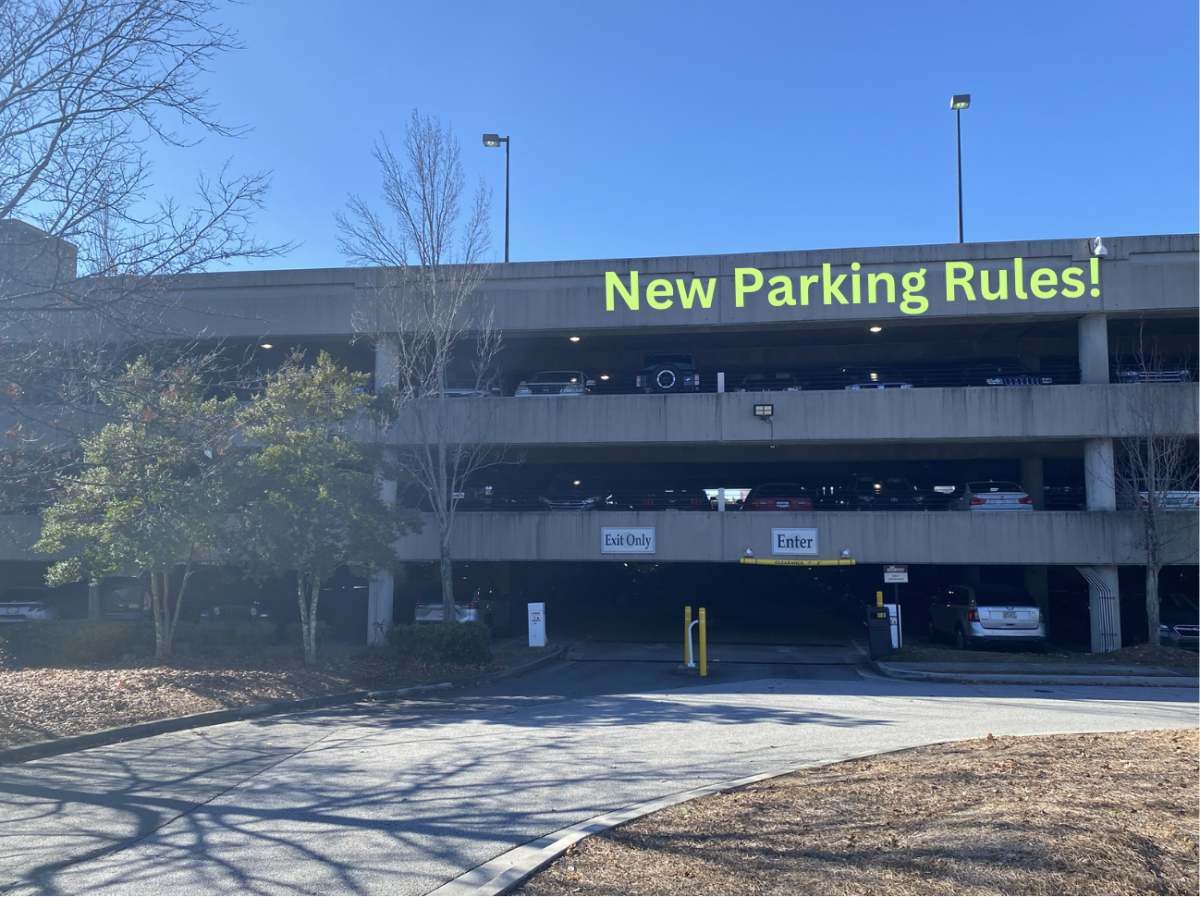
[600,374,609,380]
[869,326,882,333]
[569,336,581,342]
[259,343,273,349]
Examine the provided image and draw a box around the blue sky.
[149,0,1199,270]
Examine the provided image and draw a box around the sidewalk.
[876,660,1199,687]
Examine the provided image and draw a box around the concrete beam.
[386,384,1199,447]
[390,510,1199,566]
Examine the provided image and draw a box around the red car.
[743,483,813,511]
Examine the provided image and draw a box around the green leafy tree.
[35,357,238,658]
[231,352,418,664]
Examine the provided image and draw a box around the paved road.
[1,651,1195,895]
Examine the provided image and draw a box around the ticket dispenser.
[527,602,547,647]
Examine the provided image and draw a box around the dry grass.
[0,647,489,748]
[520,729,1200,896]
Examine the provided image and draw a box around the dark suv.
[637,353,700,394]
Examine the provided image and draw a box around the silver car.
[929,584,1046,651]
[0,588,58,623]
[514,371,595,397]
[413,588,511,630]
[951,480,1034,511]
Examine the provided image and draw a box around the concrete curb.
[426,740,993,897]
[873,661,1199,687]
[0,646,565,766]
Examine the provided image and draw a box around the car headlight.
[515,386,531,396]
[1159,624,1171,631]
[581,496,599,508]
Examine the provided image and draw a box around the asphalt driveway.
[1,653,1195,895]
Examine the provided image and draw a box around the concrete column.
[1019,457,1044,510]
[1084,438,1116,511]
[1077,565,1121,652]
[367,570,394,646]
[1023,565,1049,617]
[1078,314,1110,385]
[87,580,100,619]
[375,334,400,390]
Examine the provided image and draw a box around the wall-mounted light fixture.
[754,403,774,420]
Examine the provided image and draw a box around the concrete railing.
[386,383,1199,447]
[391,509,1198,565]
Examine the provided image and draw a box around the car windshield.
[973,585,1036,607]
[968,482,1024,493]
[529,372,581,384]
[754,484,806,498]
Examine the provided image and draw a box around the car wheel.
[954,626,970,651]
[649,364,682,393]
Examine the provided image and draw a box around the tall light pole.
[482,132,511,262]
[950,95,970,243]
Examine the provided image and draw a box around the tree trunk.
[151,569,168,659]
[1146,560,1162,646]
[297,572,322,664]
[439,530,455,625]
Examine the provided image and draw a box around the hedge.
[386,621,492,666]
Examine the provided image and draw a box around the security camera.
[1092,237,1108,258]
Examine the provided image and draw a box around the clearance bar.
[738,558,857,566]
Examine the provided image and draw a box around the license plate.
[776,501,789,508]
[5,607,17,614]
[1002,611,1017,619]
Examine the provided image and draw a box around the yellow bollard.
[684,606,692,665]
[699,607,707,677]
[876,590,885,618]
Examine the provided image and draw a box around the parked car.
[1158,592,1199,651]
[742,483,813,511]
[98,578,152,621]
[414,587,511,630]
[929,584,1046,651]
[0,587,59,623]
[950,480,1034,511]
[845,380,911,390]
[637,353,700,394]
[1118,490,1200,512]
[735,371,802,392]
[851,475,927,511]
[1116,368,1194,383]
[617,484,711,511]
[969,360,1053,387]
[200,601,270,623]
[514,371,595,397]
[1043,485,1087,510]
[539,475,613,511]
[438,380,501,397]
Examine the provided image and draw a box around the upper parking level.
[125,233,1200,339]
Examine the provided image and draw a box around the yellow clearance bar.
[738,558,857,566]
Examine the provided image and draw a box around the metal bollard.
[699,607,707,677]
[684,606,692,666]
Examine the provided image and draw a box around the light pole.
[950,95,970,243]
[482,133,510,262]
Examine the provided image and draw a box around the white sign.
[602,527,656,553]
[527,602,546,647]
[771,528,818,555]
[884,565,909,583]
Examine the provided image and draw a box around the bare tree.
[338,110,505,626]
[1113,324,1199,645]
[0,0,286,525]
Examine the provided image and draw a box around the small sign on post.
[883,565,908,583]
[527,602,546,647]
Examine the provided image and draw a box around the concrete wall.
[386,384,1199,447]
[140,233,1196,340]
[392,510,1199,566]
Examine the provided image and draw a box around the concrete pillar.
[374,334,400,390]
[367,570,394,646]
[1078,314,1110,385]
[88,580,100,619]
[1076,565,1121,652]
[1084,438,1116,511]
[1019,457,1045,510]
[1023,565,1049,617]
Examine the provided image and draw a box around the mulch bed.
[519,729,1200,896]
[0,647,488,749]
[890,643,1199,667]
